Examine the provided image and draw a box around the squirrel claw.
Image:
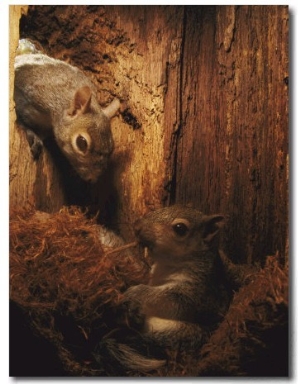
[122,299,145,329]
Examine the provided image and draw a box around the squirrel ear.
[102,98,120,119]
[202,215,224,244]
[68,86,92,116]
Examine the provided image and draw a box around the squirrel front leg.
[123,284,176,312]
[122,284,158,317]
[121,284,151,329]
[24,128,44,159]
[123,284,205,348]
[123,284,194,322]
[123,284,152,302]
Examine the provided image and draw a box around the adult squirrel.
[95,205,241,374]
[14,43,120,183]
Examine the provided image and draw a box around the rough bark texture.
[10,5,288,262]
[9,5,289,378]
[9,6,66,212]
[171,6,289,264]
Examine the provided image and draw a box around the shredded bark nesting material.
[151,255,288,377]
[10,207,146,312]
[10,207,288,377]
[195,254,289,377]
[10,206,148,375]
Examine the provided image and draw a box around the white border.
[2,1,298,383]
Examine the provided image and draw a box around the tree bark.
[10,5,288,265]
[169,6,289,263]
[10,6,66,212]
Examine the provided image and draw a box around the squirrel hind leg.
[145,317,205,349]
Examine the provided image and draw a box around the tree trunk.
[10,5,288,265]
[169,6,289,264]
[10,6,66,212]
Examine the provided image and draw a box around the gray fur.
[14,52,119,182]
[97,205,233,373]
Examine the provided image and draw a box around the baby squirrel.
[95,205,234,373]
[14,50,120,182]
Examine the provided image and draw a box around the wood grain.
[10,5,288,264]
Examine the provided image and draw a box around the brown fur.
[9,207,288,376]
[14,52,119,182]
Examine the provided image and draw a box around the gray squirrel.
[14,47,120,183]
[95,205,237,374]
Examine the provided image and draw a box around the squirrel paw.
[122,298,145,330]
[123,284,149,301]
[25,129,44,160]
[128,305,145,330]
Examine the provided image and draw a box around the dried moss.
[10,206,148,375]
[196,254,289,377]
[10,207,288,376]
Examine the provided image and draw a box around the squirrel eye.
[76,135,88,153]
[172,222,189,237]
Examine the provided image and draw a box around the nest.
[10,206,148,376]
[9,207,288,377]
[196,253,288,377]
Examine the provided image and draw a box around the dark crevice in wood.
[168,6,187,206]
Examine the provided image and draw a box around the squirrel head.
[58,87,120,183]
[134,205,224,262]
